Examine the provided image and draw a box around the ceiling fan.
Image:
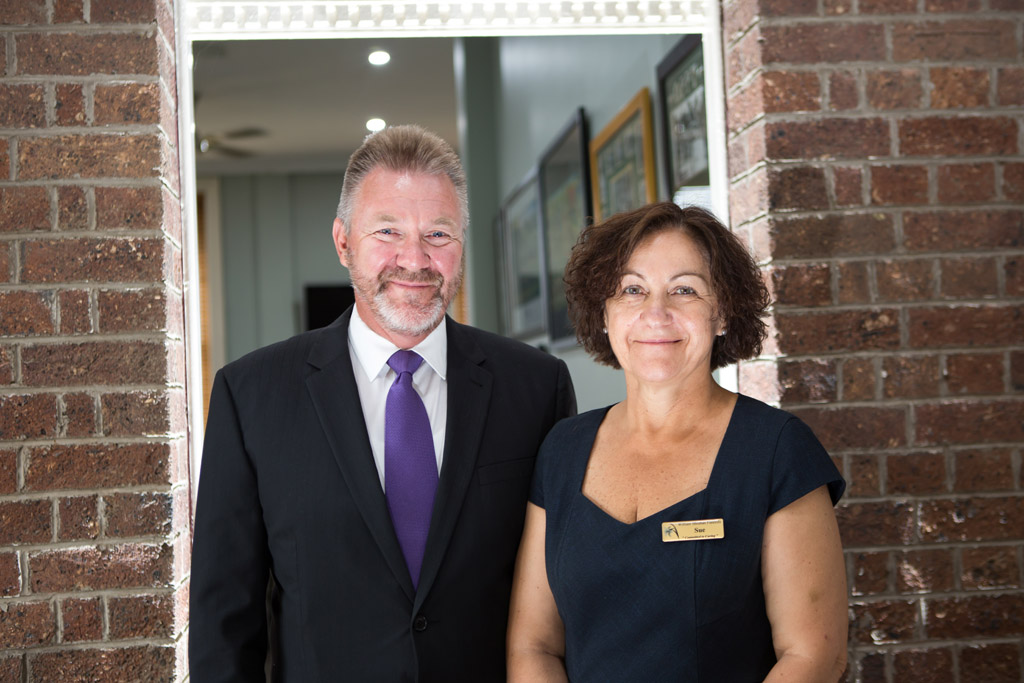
[195,126,267,157]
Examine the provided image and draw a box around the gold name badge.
[662,518,725,542]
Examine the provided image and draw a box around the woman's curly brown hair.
[564,202,770,370]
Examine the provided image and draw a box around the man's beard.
[347,251,464,338]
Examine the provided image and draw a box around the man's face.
[333,167,465,347]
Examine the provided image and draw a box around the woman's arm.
[762,485,848,683]
[507,502,569,683]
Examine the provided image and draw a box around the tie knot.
[388,349,423,377]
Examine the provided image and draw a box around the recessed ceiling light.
[368,50,390,66]
[366,118,386,132]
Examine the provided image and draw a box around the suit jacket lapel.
[305,308,415,602]
[415,318,493,610]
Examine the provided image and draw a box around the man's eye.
[428,231,448,239]
[378,228,395,236]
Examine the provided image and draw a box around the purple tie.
[385,350,438,589]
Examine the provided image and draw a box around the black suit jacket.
[189,309,576,682]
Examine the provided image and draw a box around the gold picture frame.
[588,87,657,223]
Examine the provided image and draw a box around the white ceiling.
[192,37,459,174]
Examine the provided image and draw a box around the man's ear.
[333,218,349,267]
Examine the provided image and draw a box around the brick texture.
[0,2,188,680]
[726,0,1024,676]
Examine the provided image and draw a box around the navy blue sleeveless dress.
[530,394,844,682]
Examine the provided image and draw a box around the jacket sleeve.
[189,369,270,682]
[554,358,578,422]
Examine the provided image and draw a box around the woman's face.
[603,228,723,386]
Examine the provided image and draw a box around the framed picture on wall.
[589,87,657,223]
[539,108,591,346]
[496,169,546,339]
[657,35,710,206]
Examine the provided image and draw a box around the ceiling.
[192,37,459,174]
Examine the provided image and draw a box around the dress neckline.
[577,395,743,527]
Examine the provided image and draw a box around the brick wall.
[0,0,189,681]
[724,0,1023,679]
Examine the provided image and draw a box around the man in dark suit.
[189,125,576,682]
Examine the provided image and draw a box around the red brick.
[842,358,876,401]
[61,597,102,643]
[767,118,889,160]
[16,32,157,76]
[768,166,828,211]
[22,340,169,387]
[960,643,1021,682]
[0,186,50,233]
[0,601,54,648]
[778,309,900,354]
[887,452,945,494]
[946,353,1003,395]
[0,346,13,385]
[57,497,98,543]
[1005,164,1024,202]
[778,359,837,403]
[837,261,871,304]
[0,393,57,440]
[771,264,831,307]
[729,169,767,227]
[920,497,1024,542]
[105,492,172,537]
[0,552,18,596]
[857,652,885,682]
[795,405,906,451]
[0,140,7,180]
[867,69,923,110]
[0,449,15,494]
[848,454,881,497]
[0,84,45,128]
[0,655,21,681]
[98,287,169,332]
[931,67,990,109]
[56,185,89,231]
[1008,257,1024,297]
[903,210,1021,252]
[939,256,998,299]
[918,399,1024,445]
[926,0,980,8]
[30,543,172,592]
[91,0,157,23]
[726,25,764,90]
[955,449,1014,492]
[62,392,95,437]
[997,67,1024,107]
[0,499,51,545]
[882,356,939,399]
[850,600,918,644]
[900,116,1017,157]
[102,390,177,436]
[53,0,85,23]
[1014,351,1024,393]
[21,237,167,283]
[852,551,889,596]
[25,442,169,491]
[54,83,85,127]
[762,23,885,64]
[962,547,1019,591]
[0,0,46,24]
[893,21,1016,62]
[877,259,934,302]
[95,82,160,125]
[58,289,91,334]
[156,0,175,44]
[833,166,863,206]
[95,186,164,230]
[916,303,1024,348]
[0,246,8,282]
[937,163,995,203]
[762,70,819,113]
[29,647,174,682]
[926,594,1024,639]
[829,70,858,111]
[862,0,915,10]
[109,594,173,639]
[871,165,928,205]
[770,213,894,259]
[0,291,54,336]
[18,134,162,180]
[892,648,954,683]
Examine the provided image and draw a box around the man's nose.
[395,234,430,270]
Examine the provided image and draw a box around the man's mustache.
[377,267,444,291]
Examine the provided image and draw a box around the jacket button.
[413,615,428,632]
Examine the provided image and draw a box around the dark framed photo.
[589,87,657,223]
[539,108,591,346]
[496,169,546,339]
[657,35,710,203]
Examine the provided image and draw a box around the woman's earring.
[717,330,726,337]
[602,328,608,334]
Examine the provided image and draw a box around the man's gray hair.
[336,125,469,234]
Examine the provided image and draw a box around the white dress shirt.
[347,305,448,490]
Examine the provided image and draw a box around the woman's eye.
[623,285,643,296]
[674,286,697,296]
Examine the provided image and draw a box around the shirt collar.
[348,304,448,382]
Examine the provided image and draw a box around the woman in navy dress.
[508,203,847,682]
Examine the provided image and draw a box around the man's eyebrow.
[433,217,457,227]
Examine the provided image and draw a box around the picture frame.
[539,108,591,346]
[589,87,657,223]
[656,35,710,203]
[496,169,546,339]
